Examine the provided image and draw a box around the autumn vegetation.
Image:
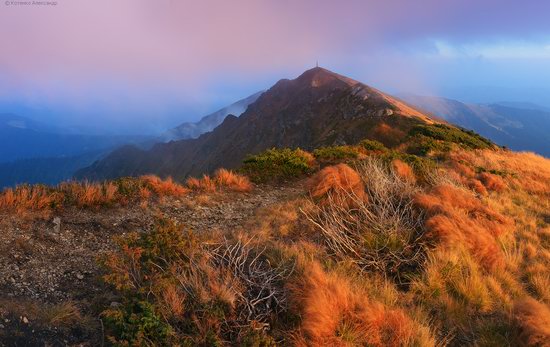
[0,169,252,217]
[2,124,550,346]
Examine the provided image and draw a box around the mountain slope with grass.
[76,67,438,180]
[2,123,550,345]
[2,69,550,346]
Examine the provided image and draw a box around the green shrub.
[102,217,290,345]
[409,124,494,150]
[103,300,172,346]
[407,134,452,156]
[359,139,387,152]
[241,148,314,182]
[313,145,360,162]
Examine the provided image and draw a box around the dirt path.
[0,183,304,346]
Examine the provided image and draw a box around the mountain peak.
[295,67,359,88]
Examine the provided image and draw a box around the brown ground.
[0,183,303,346]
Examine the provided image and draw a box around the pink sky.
[1,0,550,133]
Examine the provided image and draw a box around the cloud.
[1,0,550,131]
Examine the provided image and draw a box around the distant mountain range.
[0,113,149,163]
[76,67,436,180]
[400,95,550,157]
[3,69,549,188]
[0,113,152,187]
[161,91,263,141]
[0,151,105,188]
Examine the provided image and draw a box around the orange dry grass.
[513,297,550,346]
[161,283,186,318]
[450,149,550,196]
[291,263,417,347]
[392,159,416,183]
[58,181,119,208]
[140,175,188,197]
[478,172,506,192]
[296,148,316,167]
[0,185,59,213]
[186,175,217,192]
[213,169,252,192]
[308,163,365,208]
[415,185,514,270]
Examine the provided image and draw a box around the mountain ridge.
[161,91,264,141]
[77,67,438,180]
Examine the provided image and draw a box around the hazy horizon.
[2,0,550,135]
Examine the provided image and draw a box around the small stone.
[76,273,84,280]
[22,316,29,324]
[0,324,4,329]
[110,301,121,308]
[53,217,61,233]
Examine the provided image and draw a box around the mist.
[2,0,550,135]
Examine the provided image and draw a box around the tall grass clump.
[414,184,514,271]
[289,262,434,347]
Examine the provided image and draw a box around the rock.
[0,324,4,329]
[76,273,84,280]
[53,217,61,233]
[22,316,29,324]
[110,301,122,308]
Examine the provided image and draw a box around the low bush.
[407,134,452,156]
[241,148,315,183]
[359,139,387,152]
[409,124,494,151]
[313,145,361,163]
[101,217,292,345]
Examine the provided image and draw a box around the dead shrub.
[513,297,550,346]
[308,163,365,208]
[209,237,293,326]
[415,185,514,270]
[305,158,425,279]
[290,262,425,347]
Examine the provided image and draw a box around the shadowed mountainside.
[161,91,264,141]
